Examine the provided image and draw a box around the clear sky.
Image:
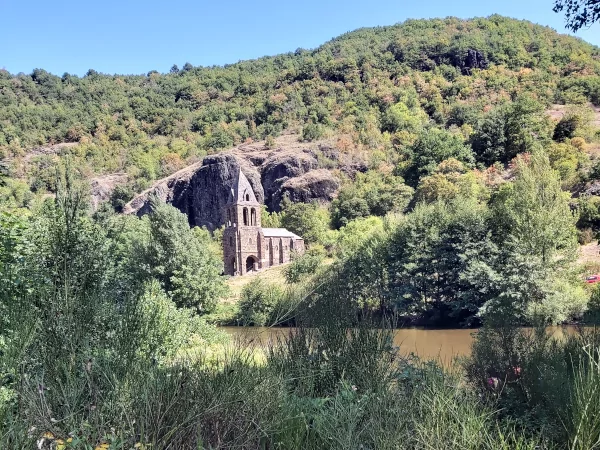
[1,0,599,76]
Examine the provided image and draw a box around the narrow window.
[245,194,250,201]
[251,208,256,226]
[243,208,248,226]
[249,238,252,244]
[229,236,233,246]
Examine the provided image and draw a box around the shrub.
[265,134,276,148]
[238,278,284,325]
[302,122,324,141]
[110,184,134,212]
[284,250,324,283]
[466,319,600,446]
[578,227,595,244]
[280,198,330,245]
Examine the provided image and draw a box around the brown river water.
[222,326,583,362]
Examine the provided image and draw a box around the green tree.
[471,97,552,165]
[415,158,489,204]
[110,184,134,212]
[331,196,370,228]
[261,205,283,228]
[491,151,577,267]
[331,171,414,228]
[401,128,475,186]
[141,199,227,313]
[488,150,581,322]
[381,101,429,134]
[280,198,330,245]
[386,199,500,326]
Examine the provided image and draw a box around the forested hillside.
[1,15,600,208]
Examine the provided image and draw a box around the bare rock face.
[90,173,128,210]
[184,154,263,230]
[260,151,319,211]
[124,154,263,230]
[583,181,600,197]
[461,49,488,74]
[277,169,340,206]
[123,136,360,230]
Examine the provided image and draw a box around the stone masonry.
[222,169,305,276]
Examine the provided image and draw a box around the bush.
[578,227,595,244]
[238,278,284,325]
[330,171,413,229]
[110,184,134,212]
[280,198,330,245]
[284,250,324,283]
[302,122,324,141]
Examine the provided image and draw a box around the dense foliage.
[309,150,584,327]
[1,177,599,448]
[2,13,600,450]
[1,15,600,208]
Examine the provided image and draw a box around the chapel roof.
[262,228,303,239]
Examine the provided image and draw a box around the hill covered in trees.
[1,15,600,208]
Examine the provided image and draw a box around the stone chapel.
[222,169,305,276]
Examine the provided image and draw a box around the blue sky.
[1,0,599,76]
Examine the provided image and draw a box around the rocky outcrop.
[124,161,203,217]
[184,155,263,230]
[123,135,365,230]
[461,49,488,74]
[583,181,600,197]
[90,173,128,210]
[261,151,319,210]
[124,154,262,230]
[277,169,340,205]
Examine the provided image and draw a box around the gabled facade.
[222,169,305,276]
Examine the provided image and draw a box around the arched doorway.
[246,255,258,273]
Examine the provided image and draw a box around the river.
[222,326,584,362]
[222,326,477,361]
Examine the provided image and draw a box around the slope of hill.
[1,15,599,211]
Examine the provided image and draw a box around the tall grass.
[467,319,600,449]
[568,344,600,449]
